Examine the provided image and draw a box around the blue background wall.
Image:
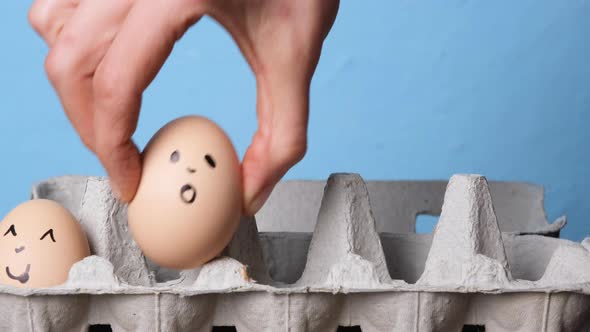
[0,1,588,240]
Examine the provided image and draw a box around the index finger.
[92,0,203,201]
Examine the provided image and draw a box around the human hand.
[28,0,339,215]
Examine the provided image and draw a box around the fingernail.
[248,185,274,216]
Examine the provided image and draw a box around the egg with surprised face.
[0,199,91,288]
[128,116,242,269]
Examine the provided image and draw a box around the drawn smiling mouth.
[180,184,197,204]
[6,264,30,284]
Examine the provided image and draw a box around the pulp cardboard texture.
[0,173,588,332]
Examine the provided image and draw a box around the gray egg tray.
[0,173,588,332]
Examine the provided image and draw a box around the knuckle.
[274,139,307,168]
[289,142,307,163]
[44,39,82,86]
[44,48,66,85]
[28,1,49,33]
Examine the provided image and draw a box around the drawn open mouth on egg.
[180,184,197,204]
[6,264,30,284]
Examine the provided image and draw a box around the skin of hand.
[28,0,340,215]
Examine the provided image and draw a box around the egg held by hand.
[0,199,91,288]
[128,116,243,269]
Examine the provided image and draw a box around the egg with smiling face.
[128,116,243,269]
[0,199,90,288]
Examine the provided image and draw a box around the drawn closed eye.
[40,229,55,242]
[3,225,16,237]
[204,154,216,168]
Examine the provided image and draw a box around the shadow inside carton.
[503,235,561,281]
[259,231,434,284]
[381,233,433,283]
[146,257,180,282]
[259,232,311,284]
[259,231,563,285]
[381,232,562,283]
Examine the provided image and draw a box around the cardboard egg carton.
[0,173,588,332]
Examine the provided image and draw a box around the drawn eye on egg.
[40,229,56,243]
[3,225,16,237]
[170,150,180,163]
[204,154,216,168]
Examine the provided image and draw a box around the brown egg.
[0,199,91,288]
[128,116,242,269]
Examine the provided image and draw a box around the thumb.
[242,77,310,215]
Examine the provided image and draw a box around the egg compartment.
[0,174,587,331]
